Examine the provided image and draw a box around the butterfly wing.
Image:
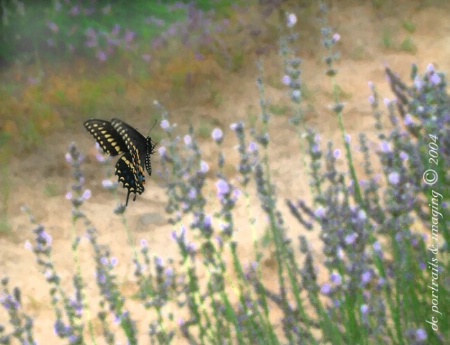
[111,118,147,167]
[85,118,153,206]
[84,119,127,156]
[115,152,145,206]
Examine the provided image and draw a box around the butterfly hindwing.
[84,119,127,156]
[115,153,145,206]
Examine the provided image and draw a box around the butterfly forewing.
[84,119,127,156]
[111,118,147,165]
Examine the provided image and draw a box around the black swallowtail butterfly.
[84,118,157,206]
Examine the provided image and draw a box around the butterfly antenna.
[147,119,158,136]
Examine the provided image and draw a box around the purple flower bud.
[248,142,258,153]
[24,240,32,251]
[160,120,170,131]
[100,257,109,266]
[345,233,358,245]
[399,151,409,161]
[404,113,414,126]
[200,160,209,174]
[368,95,375,105]
[383,98,391,107]
[204,215,212,228]
[414,76,424,90]
[344,134,351,143]
[314,134,321,143]
[430,73,441,86]
[216,179,230,198]
[337,247,344,259]
[427,63,435,73]
[373,241,382,252]
[357,209,366,220]
[96,153,107,162]
[65,192,73,200]
[380,141,391,153]
[188,188,197,200]
[333,149,341,159]
[111,257,118,266]
[320,283,332,295]
[286,13,297,28]
[65,153,72,163]
[360,304,369,315]
[102,179,115,190]
[82,189,91,200]
[331,273,342,285]
[314,207,326,218]
[415,329,427,342]
[230,122,244,132]
[166,267,174,278]
[155,256,164,267]
[140,239,148,248]
[361,271,372,285]
[282,75,291,86]
[158,146,167,157]
[212,128,223,143]
[388,171,400,185]
[233,188,242,201]
[187,242,197,254]
[184,135,192,146]
[332,33,341,42]
[45,270,53,280]
[292,89,301,101]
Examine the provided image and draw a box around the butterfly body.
[84,118,157,206]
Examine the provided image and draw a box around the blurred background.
[1,0,449,225]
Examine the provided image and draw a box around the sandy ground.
[1,1,450,343]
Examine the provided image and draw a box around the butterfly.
[84,118,157,206]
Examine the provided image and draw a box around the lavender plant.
[0,1,239,65]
